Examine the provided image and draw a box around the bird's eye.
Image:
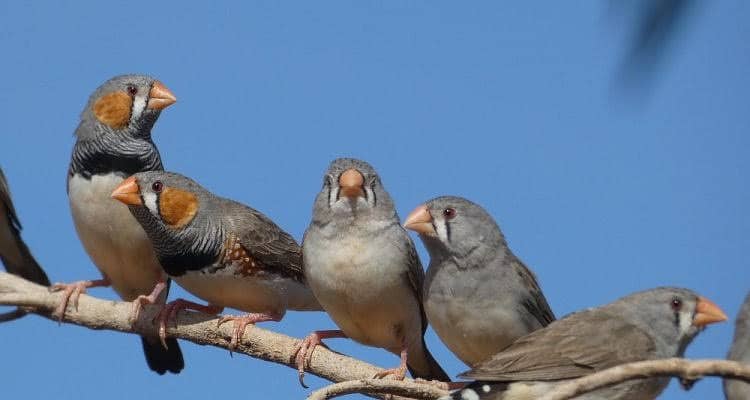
[127,85,138,96]
[151,181,163,193]
[671,298,683,311]
[443,208,457,219]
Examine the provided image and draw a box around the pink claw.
[154,298,223,349]
[129,281,167,326]
[291,330,347,388]
[216,312,281,354]
[49,278,110,322]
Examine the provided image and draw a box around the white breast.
[304,227,423,352]
[174,269,320,315]
[68,173,166,300]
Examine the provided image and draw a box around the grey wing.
[514,258,555,327]
[402,230,429,333]
[228,203,305,282]
[386,224,427,331]
[461,310,656,381]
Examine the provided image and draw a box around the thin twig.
[539,358,750,400]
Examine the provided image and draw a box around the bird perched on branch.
[111,171,321,350]
[404,196,554,367]
[57,74,183,375]
[725,291,750,400]
[0,167,50,322]
[294,158,449,387]
[446,287,727,400]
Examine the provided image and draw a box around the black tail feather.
[408,338,450,382]
[141,336,184,375]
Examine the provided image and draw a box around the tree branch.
[4,271,750,400]
[308,379,448,400]
[0,271,441,399]
[539,358,750,400]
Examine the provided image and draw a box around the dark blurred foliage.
[612,0,702,95]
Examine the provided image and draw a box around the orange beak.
[692,296,728,327]
[111,176,143,206]
[147,81,177,110]
[404,205,436,236]
[339,168,365,199]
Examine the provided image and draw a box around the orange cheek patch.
[159,187,199,228]
[93,91,132,129]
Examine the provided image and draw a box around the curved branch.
[539,358,750,400]
[308,379,448,400]
[5,272,750,400]
[0,272,410,391]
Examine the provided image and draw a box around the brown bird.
[111,171,321,350]
[446,287,727,400]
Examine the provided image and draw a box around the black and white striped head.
[110,171,223,275]
[310,158,397,225]
[75,74,176,140]
[404,196,506,263]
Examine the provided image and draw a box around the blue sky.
[1,2,747,399]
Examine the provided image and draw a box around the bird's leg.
[373,347,408,381]
[49,278,111,322]
[129,280,167,326]
[292,329,348,388]
[155,298,223,349]
[216,312,282,354]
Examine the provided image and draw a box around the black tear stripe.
[127,87,137,125]
[445,220,452,243]
[69,131,163,179]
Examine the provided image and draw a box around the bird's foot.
[373,347,408,381]
[49,278,110,322]
[154,298,223,349]
[129,281,167,326]
[373,364,408,381]
[216,312,281,354]
[292,329,347,388]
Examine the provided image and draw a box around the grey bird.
[111,171,321,350]
[57,74,183,375]
[404,196,554,367]
[294,158,449,386]
[725,291,750,400]
[0,167,50,322]
[446,287,727,400]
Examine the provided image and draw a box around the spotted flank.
[219,234,264,277]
